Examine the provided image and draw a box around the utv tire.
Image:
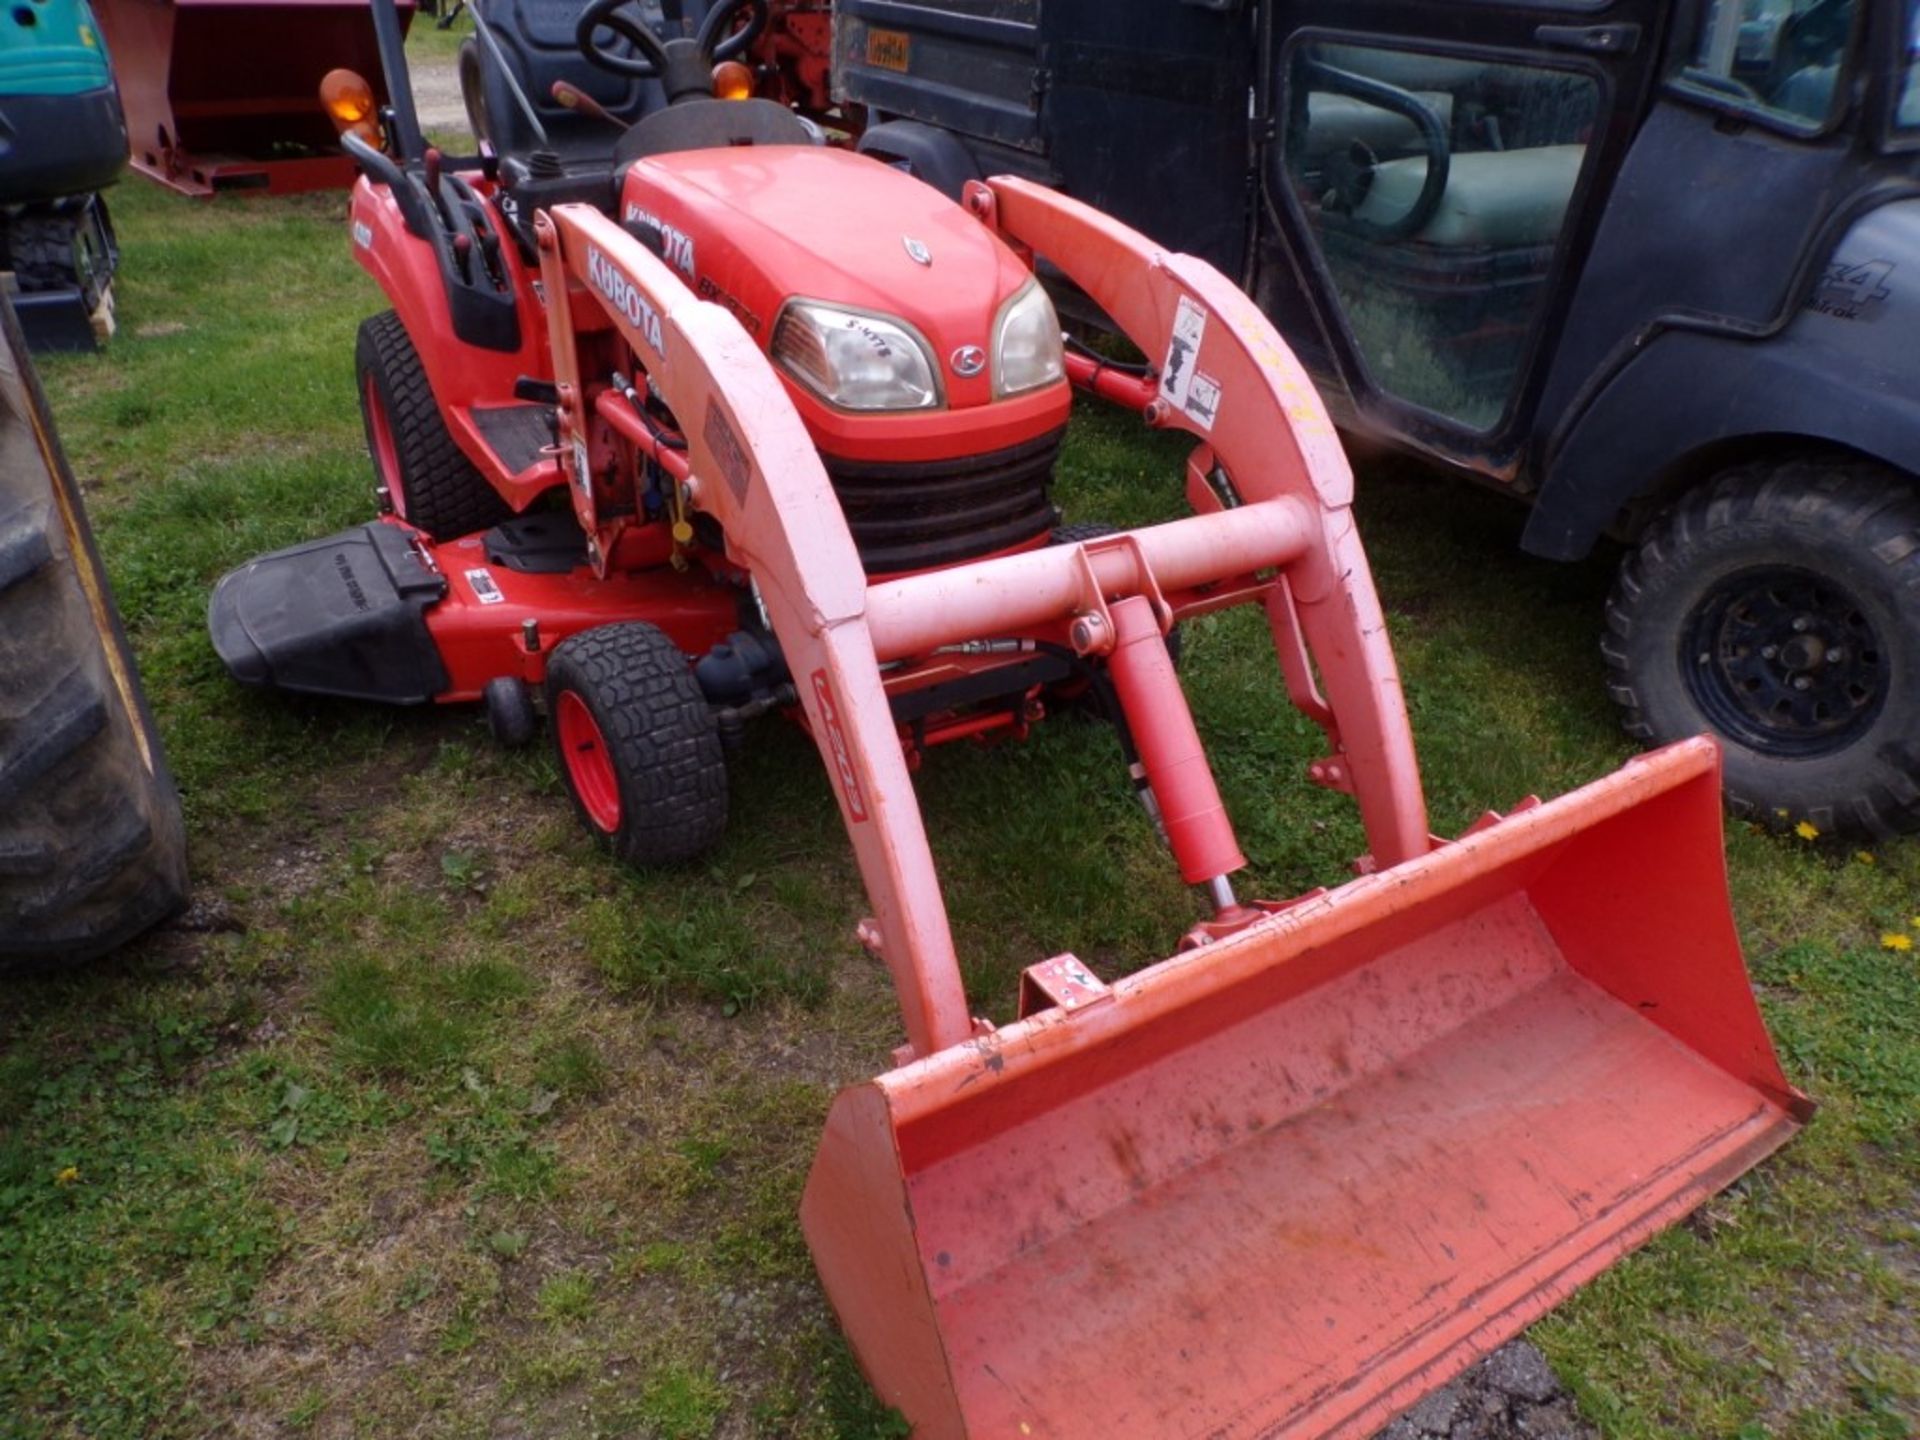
[1605,459,1920,839]
[0,300,188,970]
[355,310,511,542]
[545,623,728,866]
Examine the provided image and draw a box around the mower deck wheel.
[545,623,728,866]
[484,676,538,748]
[355,310,512,542]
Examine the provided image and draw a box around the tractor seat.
[464,0,705,165]
[1351,145,1584,249]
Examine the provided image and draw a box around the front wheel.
[1604,459,1920,839]
[545,623,728,866]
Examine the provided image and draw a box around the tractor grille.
[826,426,1064,575]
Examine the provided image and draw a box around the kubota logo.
[810,669,868,823]
[586,244,665,357]
[621,202,697,280]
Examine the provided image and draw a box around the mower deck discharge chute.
[536,184,1805,1436]
[206,4,1806,1425]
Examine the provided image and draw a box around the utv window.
[1279,43,1600,431]
[1680,0,1860,128]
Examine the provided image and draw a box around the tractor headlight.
[772,301,941,411]
[991,281,1065,398]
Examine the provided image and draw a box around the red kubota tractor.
[208,3,1811,1435]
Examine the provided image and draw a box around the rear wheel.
[355,310,511,542]
[545,623,728,866]
[0,301,187,971]
[1605,459,1920,839]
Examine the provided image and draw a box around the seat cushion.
[1354,144,1585,249]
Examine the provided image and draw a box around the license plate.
[865,27,911,73]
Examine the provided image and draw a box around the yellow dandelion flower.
[1882,933,1914,952]
[1794,820,1820,840]
[1856,851,1877,865]
[54,1166,78,1186]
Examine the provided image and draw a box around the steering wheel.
[1300,58,1451,244]
[576,0,768,81]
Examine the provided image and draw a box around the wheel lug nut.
[1761,645,1778,659]
[1792,617,1810,632]
[1825,647,1843,664]
[1792,675,1813,691]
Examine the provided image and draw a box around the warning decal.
[465,568,505,605]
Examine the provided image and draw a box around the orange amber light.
[320,68,377,131]
[712,60,753,101]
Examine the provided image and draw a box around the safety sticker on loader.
[1161,295,1218,429]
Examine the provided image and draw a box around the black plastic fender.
[854,120,984,202]
[1524,200,1920,561]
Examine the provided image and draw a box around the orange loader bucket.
[802,738,1809,1439]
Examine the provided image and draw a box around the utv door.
[1263,0,1667,468]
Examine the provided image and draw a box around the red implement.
[95,0,410,197]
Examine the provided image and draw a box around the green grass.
[1,172,1915,1439]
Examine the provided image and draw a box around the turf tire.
[545,623,728,866]
[1604,458,1920,839]
[355,310,510,542]
[0,300,188,971]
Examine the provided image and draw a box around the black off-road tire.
[355,310,510,542]
[545,623,728,867]
[1605,459,1920,839]
[0,301,188,970]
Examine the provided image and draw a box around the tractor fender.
[346,177,539,424]
[854,120,983,202]
[1525,199,1920,561]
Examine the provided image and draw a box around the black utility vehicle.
[835,0,1920,838]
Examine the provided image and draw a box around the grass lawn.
[2,167,1916,1440]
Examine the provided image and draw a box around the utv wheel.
[355,310,511,542]
[0,300,188,970]
[1605,459,1920,839]
[545,623,728,866]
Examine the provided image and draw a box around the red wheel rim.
[363,376,407,516]
[556,691,622,833]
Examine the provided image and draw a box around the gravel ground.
[1373,1342,1596,1440]
[409,49,468,132]
[395,41,1604,1440]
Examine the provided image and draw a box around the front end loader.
[208,3,1807,1431]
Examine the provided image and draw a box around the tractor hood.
[618,146,1057,446]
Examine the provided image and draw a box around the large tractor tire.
[1605,458,1920,840]
[0,300,187,969]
